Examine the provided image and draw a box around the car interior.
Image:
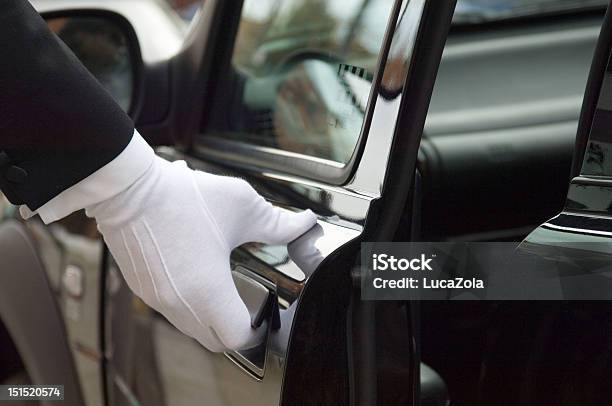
[409,6,609,406]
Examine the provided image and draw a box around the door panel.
[105,0,456,404]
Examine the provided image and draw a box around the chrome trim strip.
[224,352,264,381]
[200,139,346,169]
[542,222,612,237]
[561,210,612,220]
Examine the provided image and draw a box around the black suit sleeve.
[0,0,134,210]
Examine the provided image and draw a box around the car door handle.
[228,267,280,378]
[232,267,280,329]
[232,268,275,328]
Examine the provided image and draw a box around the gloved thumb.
[248,205,317,246]
[193,173,317,248]
[233,180,317,246]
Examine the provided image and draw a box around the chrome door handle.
[228,267,280,378]
[231,266,280,329]
[232,269,271,328]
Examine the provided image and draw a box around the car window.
[204,0,395,164]
[453,0,607,24]
[580,75,612,177]
[565,60,612,212]
[164,0,202,22]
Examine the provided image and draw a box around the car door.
[101,1,456,405]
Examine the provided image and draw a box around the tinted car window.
[581,74,612,176]
[453,0,606,24]
[205,0,395,164]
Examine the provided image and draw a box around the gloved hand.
[85,156,317,352]
[4,0,316,353]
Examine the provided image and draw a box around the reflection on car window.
[581,75,612,177]
[205,0,395,164]
[453,0,607,24]
[165,0,202,22]
[50,17,134,112]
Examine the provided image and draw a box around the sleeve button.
[5,166,28,183]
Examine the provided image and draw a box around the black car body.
[1,0,611,405]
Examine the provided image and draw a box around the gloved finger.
[242,203,317,247]
[105,217,253,352]
[205,294,268,351]
[194,174,317,248]
[185,258,267,351]
[235,179,317,245]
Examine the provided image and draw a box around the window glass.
[581,74,612,177]
[164,0,203,22]
[205,0,395,164]
[453,0,606,25]
[49,17,134,112]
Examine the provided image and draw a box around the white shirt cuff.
[21,130,155,224]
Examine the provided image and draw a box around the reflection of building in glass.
[215,0,395,163]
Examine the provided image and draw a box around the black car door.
[103,1,456,405]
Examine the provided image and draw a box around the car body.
[1,1,611,405]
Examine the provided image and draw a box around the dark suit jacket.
[0,0,133,209]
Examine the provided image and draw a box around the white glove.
[85,156,317,352]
